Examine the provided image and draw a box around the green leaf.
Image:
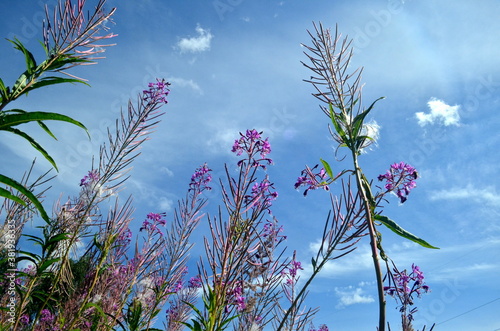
[360,173,375,210]
[0,77,8,102]
[320,158,333,179]
[374,214,439,249]
[26,76,87,92]
[329,104,348,144]
[3,109,58,140]
[22,234,45,246]
[41,54,89,72]
[2,127,58,170]
[46,233,71,245]
[38,258,61,273]
[0,111,88,136]
[0,187,26,206]
[8,38,37,75]
[0,174,50,223]
[11,73,28,97]
[17,252,41,265]
[351,97,384,137]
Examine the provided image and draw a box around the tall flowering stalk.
[0,0,116,225]
[296,22,438,331]
[184,129,288,331]
[2,77,170,330]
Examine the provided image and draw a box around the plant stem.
[351,153,385,331]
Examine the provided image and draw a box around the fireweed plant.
[0,0,116,222]
[0,3,440,330]
[291,22,438,331]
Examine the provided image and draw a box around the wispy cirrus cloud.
[429,184,500,206]
[177,24,213,53]
[168,77,203,94]
[415,98,460,127]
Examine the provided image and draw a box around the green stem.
[351,152,385,331]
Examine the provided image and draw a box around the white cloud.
[205,127,240,155]
[169,77,203,94]
[429,184,500,206]
[415,98,460,126]
[158,197,174,211]
[177,25,213,53]
[307,242,373,277]
[335,285,374,308]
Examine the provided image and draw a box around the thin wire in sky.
[436,297,500,325]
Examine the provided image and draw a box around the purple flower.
[140,212,166,235]
[378,162,418,203]
[40,309,54,323]
[282,256,303,286]
[188,276,202,289]
[20,314,30,325]
[231,129,273,168]
[172,280,184,293]
[262,219,287,241]
[246,176,278,212]
[143,78,171,104]
[226,283,246,312]
[385,264,430,310]
[80,169,100,187]
[189,163,212,192]
[294,164,330,196]
[117,228,132,246]
[235,294,246,312]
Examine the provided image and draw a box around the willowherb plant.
[293,22,439,331]
[2,76,171,330]
[0,0,116,222]
[181,129,290,331]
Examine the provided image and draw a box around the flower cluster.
[246,176,278,212]
[282,258,303,286]
[384,264,430,322]
[139,212,167,236]
[231,129,272,168]
[262,219,287,242]
[143,78,171,105]
[229,284,246,312]
[309,324,329,331]
[189,163,212,192]
[378,162,418,203]
[40,309,54,323]
[188,276,202,289]
[79,169,100,187]
[294,164,330,196]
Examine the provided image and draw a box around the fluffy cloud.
[177,25,213,53]
[335,285,374,308]
[415,98,460,126]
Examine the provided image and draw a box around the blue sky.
[1,0,500,330]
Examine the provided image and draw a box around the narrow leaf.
[0,77,8,101]
[0,111,88,136]
[2,127,58,170]
[27,76,88,91]
[0,174,50,223]
[374,214,439,249]
[3,109,58,140]
[320,158,334,179]
[38,258,61,273]
[0,187,26,206]
[9,38,37,75]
